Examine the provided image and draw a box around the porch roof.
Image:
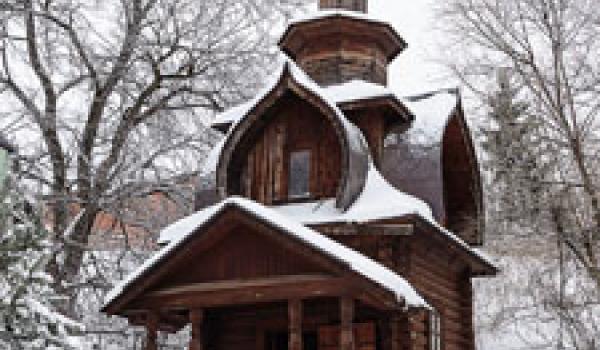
[103,197,429,313]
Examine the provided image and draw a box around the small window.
[429,310,442,350]
[288,150,311,199]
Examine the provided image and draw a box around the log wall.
[322,223,476,350]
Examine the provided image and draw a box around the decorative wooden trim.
[135,276,349,310]
[148,275,334,296]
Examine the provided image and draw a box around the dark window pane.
[289,150,311,199]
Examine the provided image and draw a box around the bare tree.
[0,0,307,316]
[439,0,600,348]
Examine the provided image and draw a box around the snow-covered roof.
[322,80,395,104]
[177,163,497,269]
[288,9,393,30]
[401,89,460,145]
[271,163,432,226]
[212,80,401,129]
[104,196,430,310]
[212,57,369,211]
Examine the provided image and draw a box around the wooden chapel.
[102,1,498,350]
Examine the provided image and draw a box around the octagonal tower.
[279,0,406,86]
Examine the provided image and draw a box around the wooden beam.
[145,312,159,350]
[340,297,355,350]
[289,299,303,350]
[135,276,349,310]
[188,309,204,350]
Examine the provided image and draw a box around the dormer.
[216,63,369,210]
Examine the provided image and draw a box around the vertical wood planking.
[340,297,355,350]
[144,312,159,350]
[289,299,303,350]
[189,309,204,350]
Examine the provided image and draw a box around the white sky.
[303,0,455,97]
[370,0,455,96]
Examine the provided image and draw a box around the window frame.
[287,149,312,200]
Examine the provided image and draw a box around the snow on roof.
[322,80,395,104]
[288,9,393,29]
[272,163,432,225]
[105,196,430,310]
[207,56,369,174]
[213,80,398,129]
[401,89,460,145]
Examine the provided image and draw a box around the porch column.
[289,299,303,350]
[189,309,204,350]
[145,312,159,350]
[340,297,355,350]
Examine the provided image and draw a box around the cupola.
[319,0,368,12]
[279,0,406,87]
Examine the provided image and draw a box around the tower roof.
[280,11,406,63]
[319,0,368,13]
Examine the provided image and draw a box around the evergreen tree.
[480,70,548,236]
[0,169,84,349]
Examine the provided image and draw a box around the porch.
[132,294,408,350]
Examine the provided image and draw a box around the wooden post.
[145,312,159,350]
[289,299,303,350]
[390,315,401,350]
[340,297,355,350]
[189,309,204,350]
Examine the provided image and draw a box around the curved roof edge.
[104,196,430,314]
[279,10,407,61]
[215,58,370,211]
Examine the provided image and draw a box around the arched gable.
[383,90,484,245]
[442,102,484,245]
[216,63,369,210]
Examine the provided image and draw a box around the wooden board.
[318,323,376,350]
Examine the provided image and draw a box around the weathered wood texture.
[234,92,342,204]
[204,299,380,350]
[324,221,477,350]
[189,309,204,350]
[153,217,331,290]
[144,312,159,350]
[280,17,405,87]
[347,110,386,167]
[300,52,387,86]
[289,300,303,350]
[319,0,368,12]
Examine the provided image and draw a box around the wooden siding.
[347,110,386,167]
[296,33,388,86]
[205,300,385,350]
[321,221,476,350]
[319,0,368,12]
[155,225,327,289]
[234,92,342,205]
